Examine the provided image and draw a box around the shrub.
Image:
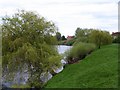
[58,40,67,45]
[65,42,96,64]
[66,38,76,46]
[112,36,120,43]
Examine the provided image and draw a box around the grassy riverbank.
[45,44,118,88]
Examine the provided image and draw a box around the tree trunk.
[99,45,100,49]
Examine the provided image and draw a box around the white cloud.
[0,0,119,36]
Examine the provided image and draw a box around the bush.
[58,40,66,45]
[66,39,76,46]
[112,36,120,43]
[65,42,96,64]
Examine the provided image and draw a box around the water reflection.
[57,45,72,54]
[2,45,72,88]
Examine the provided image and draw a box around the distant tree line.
[56,32,66,41]
[57,28,113,48]
[75,28,112,48]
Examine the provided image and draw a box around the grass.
[11,84,30,88]
[45,44,118,88]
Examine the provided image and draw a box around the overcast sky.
[0,0,119,36]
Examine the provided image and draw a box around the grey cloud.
[0,0,118,36]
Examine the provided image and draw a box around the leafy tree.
[75,28,92,43]
[61,35,66,40]
[56,32,61,41]
[2,10,62,88]
[75,28,112,48]
[89,30,112,48]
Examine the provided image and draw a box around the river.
[2,45,72,88]
[40,45,72,83]
[57,45,72,54]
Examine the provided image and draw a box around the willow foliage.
[2,10,62,87]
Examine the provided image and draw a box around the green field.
[45,44,118,88]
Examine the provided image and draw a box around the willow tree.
[2,10,62,87]
[75,28,92,43]
[89,30,112,49]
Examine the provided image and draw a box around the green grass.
[45,44,118,88]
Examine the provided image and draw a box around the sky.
[0,0,119,36]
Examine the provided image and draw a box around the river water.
[40,45,72,83]
[57,45,72,54]
[2,45,72,88]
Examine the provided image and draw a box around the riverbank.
[2,45,72,88]
[45,44,118,88]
